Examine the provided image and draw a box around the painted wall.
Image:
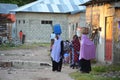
[86,3,114,63]
[15,12,69,43]
[113,8,120,64]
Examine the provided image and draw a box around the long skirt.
[70,48,79,69]
[52,58,62,72]
[79,58,91,73]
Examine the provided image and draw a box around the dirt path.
[0,46,76,80]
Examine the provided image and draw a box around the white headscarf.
[51,35,62,62]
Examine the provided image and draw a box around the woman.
[51,34,63,72]
[79,27,96,73]
[70,35,80,69]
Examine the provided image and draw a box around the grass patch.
[92,65,108,73]
[70,72,120,80]
[92,64,120,73]
[17,43,50,49]
[0,42,50,50]
[70,64,120,80]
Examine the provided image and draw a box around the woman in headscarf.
[79,27,96,73]
[70,35,80,69]
[51,34,63,72]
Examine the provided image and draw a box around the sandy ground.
[0,46,76,80]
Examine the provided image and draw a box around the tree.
[0,0,36,6]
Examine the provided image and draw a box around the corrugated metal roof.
[39,0,89,5]
[11,0,89,13]
[0,3,18,14]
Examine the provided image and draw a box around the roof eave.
[80,0,119,6]
[14,11,69,14]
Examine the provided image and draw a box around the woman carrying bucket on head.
[51,24,64,72]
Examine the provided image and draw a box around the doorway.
[105,16,113,61]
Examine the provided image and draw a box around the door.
[105,16,113,61]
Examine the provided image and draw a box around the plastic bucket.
[53,24,62,35]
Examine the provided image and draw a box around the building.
[82,0,120,64]
[11,0,89,43]
[0,3,18,43]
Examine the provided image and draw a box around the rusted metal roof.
[0,14,16,23]
[0,3,17,23]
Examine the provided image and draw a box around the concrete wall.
[15,12,69,43]
[68,13,84,40]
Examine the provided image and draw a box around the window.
[17,19,26,25]
[23,20,25,24]
[72,24,74,30]
[41,20,52,25]
[18,20,20,24]
[76,23,78,30]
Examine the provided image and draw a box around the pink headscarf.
[79,34,96,60]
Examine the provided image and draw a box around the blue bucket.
[53,24,62,35]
